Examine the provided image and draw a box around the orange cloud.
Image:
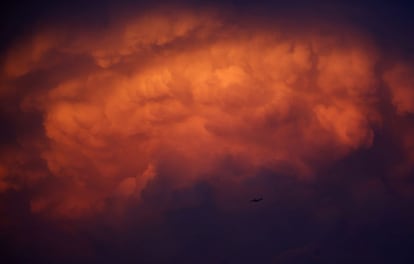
[0,8,387,218]
[380,62,414,198]
[384,63,414,115]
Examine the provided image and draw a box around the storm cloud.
[1,1,414,263]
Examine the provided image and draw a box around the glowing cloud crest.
[1,8,411,218]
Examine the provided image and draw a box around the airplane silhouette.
[250,197,263,202]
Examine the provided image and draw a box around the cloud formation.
[1,3,414,263]
[2,7,412,219]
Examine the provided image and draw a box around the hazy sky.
[1,1,414,263]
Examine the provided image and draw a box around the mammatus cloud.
[0,7,412,219]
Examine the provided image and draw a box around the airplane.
[250,197,263,202]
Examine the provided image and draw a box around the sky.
[1,1,414,263]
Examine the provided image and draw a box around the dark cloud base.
[2,132,414,263]
[2,153,414,264]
